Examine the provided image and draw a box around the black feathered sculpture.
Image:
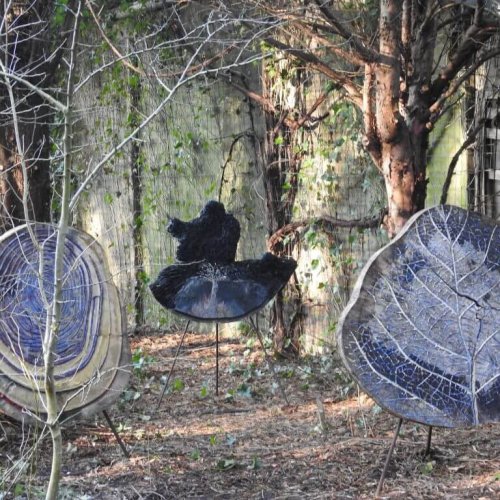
[151,253,297,322]
[167,200,240,265]
[150,200,297,402]
[151,200,296,322]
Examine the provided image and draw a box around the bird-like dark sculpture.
[167,200,240,264]
[150,200,297,322]
[150,253,297,322]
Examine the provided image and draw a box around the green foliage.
[171,378,185,392]
[228,356,259,383]
[14,484,26,497]
[132,347,156,379]
[280,367,295,379]
[200,385,209,398]
[419,461,436,475]
[319,100,372,176]
[249,456,261,470]
[236,383,253,398]
[121,389,142,403]
[216,458,236,471]
[237,322,254,337]
[103,192,113,205]
[52,0,69,28]
[137,270,150,285]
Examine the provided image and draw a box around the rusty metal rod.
[155,320,190,413]
[376,417,403,497]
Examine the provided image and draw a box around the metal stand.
[155,320,191,413]
[102,409,130,458]
[376,417,403,497]
[156,314,290,406]
[215,323,220,396]
[249,316,289,406]
[425,425,433,456]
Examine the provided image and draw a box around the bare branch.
[294,21,365,67]
[429,46,500,123]
[218,131,253,202]
[265,37,363,107]
[375,0,402,143]
[362,63,381,168]
[430,14,498,101]
[0,69,66,112]
[267,211,385,253]
[70,15,268,211]
[293,90,332,130]
[440,118,485,205]
[313,0,380,64]
[85,0,145,76]
[112,0,184,21]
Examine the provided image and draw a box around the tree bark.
[375,1,416,238]
[0,1,71,232]
[0,94,52,231]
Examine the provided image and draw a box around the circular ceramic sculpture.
[337,205,499,428]
[0,224,130,422]
[150,201,297,322]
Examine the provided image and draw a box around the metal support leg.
[425,426,433,456]
[375,418,403,497]
[102,409,130,458]
[215,323,220,396]
[155,320,190,413]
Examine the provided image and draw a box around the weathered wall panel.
[72,25,388,352]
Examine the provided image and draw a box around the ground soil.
[1,329,499,499]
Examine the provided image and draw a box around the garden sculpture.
[151,200,297,322]
[0,224,131,453]
[150,200,297,403]
[336,205,499,494]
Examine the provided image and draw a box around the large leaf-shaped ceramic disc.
[0,224,130,422]
[337,206,499,428]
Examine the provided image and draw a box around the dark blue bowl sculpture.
[150,201,297,322]
[337,205,499,428]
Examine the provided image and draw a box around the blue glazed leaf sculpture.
[337,206,499,428]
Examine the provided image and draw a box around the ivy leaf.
[172,378,185,392]
[338,206,500,427]
[216,458,236,470]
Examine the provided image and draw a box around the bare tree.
[0,1,271,496]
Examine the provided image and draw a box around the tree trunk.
[376,1,417,238]
[129,71,145,328]
[0,94,52,231]
[0,1,66,232]
[262,120,299,355]
[380,138,417,238]
[260,84,303,355]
